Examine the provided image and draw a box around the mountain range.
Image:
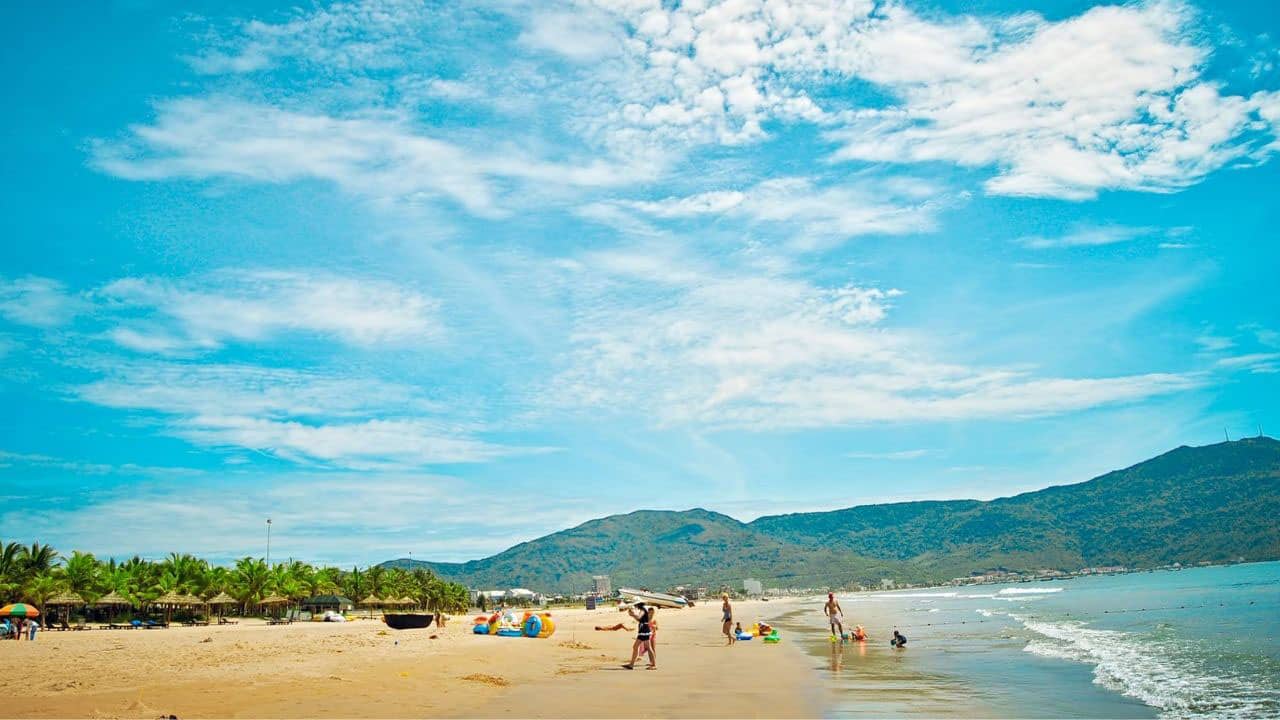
[383,437,1280,593]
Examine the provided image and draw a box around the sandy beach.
[4,600,823,719]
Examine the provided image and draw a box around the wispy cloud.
[0,474,603,564]
[1017,225,1152,249]
[588,176,947,249]
[98,270,441,353]
[0,276,84,327]
[92,98,638,218]
[543,243,1199,429]
[71,361,539,469]
[846,449,933,461]
[1215,353,1280,374]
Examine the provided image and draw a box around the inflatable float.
[473,610,556,638]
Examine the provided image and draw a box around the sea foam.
[1013,614,1276,719]
[997,586,1064,595]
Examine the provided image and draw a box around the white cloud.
[563,0,1280,198]
[99,270,440,352]
[1017,225,1153,249]
[590,176,945,248]
[1,474,602,564]
[173,415,536,468]
[0,276,83,327]
[92,98,634,217]
[71,361,537,468]
[846,449,932,460]
[1215,352,1280,374]
[545,245,1198,429]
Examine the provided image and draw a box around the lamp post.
[266,518,272,566]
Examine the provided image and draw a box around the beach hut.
[45,591,86,629]
[301,594,353,614]
[152,591,199,626]
[359,594,383,618]
[94,590,132,626]
[205,591,237,623]
[260,593,290,622]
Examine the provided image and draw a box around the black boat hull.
[383,613,435,630]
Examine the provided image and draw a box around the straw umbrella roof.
[154,591,199,606]
[94,590,131,607]
[393,596,417,606]
[260,593,290,605]
[179,593,205,605]
[206,591,237,605]
[46,591,87,605]
[359,594,383,606]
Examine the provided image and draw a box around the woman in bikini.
[623,603,656,669]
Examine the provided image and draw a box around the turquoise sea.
[773,562,1279,718]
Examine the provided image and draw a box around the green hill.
[384,437,1280,592]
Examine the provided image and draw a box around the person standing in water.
[721,593,734,645]
[824,592,845,641]
[891,629,908,648]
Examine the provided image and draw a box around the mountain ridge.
[383,437,1280,592]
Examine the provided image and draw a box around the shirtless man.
[824,592,845,640]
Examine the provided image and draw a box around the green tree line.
[0,540,470,615]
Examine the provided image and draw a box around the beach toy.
[763,630,781,644]
[736,632,754,641]
[537,614,556,638]
[473,616,488,625]
[523,614,542,638]
[473,624,489,634]
[496,628,522,637]
[750,622,760,635]
[757,622,772,637]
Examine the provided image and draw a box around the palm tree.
[21,542,58,577]
[23,572,62,609]
[341,566,366,600]
[232,557,272,610]
[365,565,388,598]
[0,541,24,600]
[58,550,102,601]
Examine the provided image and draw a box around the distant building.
[592,575,611,597]
[880,578,896,589]
[743,578,763,596]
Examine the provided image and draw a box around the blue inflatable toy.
[473,624,489,634]
[524,615,543,638]
[496,628,523,637]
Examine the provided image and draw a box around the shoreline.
[5,600,824,719]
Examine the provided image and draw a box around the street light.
[266,518,272,566]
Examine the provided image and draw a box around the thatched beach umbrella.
[45,591,86,627]
[153,591,199,625]
[94,590,132,623]
[207,591,236,606]
[93,590,131,607]
[359,594,383,618]
[260,593,290,619]
[206,591,236,620]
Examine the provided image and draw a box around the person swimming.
[853,624,867,641]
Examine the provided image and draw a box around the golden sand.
[4,600,821,718]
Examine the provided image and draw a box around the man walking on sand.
[824,592,845,641]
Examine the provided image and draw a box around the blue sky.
[1,0,1277,565]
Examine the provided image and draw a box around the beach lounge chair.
[130,619,144,629]
[217,617,238,625]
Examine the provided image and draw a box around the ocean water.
[771,562,1279,719]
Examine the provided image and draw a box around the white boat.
[618,588,689,608]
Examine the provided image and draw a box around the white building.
[592,575,611,596]
[743,578,763,596]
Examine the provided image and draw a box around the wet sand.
[4,600,822,719]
